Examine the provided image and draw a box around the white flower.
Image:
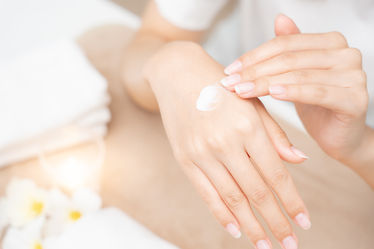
[4,178,48,228]
[2,216,45,249]
[44,188,101,237]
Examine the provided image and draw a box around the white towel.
[0,41,111,167]
[44,208,180,249]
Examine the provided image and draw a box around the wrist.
[144,41,222,103]
[342,126,374,186]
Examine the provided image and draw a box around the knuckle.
[354,91,369,114]
[255,76,271,86]
[272,222,292,239]
[272,36,288,53]
[268,169,291,188]
[291,70,309,83]
[188,137,208,158]
[342,48,363,65]
[312,86,328,101]
[234,118,255,135]
[199,188,214,205]
[225,192,246,209]
[243,67,258,80]
[249,187,272,206]
[206,134,228,152]
[279,52,297,68]
[273,126,289,143]
[349,48,363,59]
[357,70,367,85]
[329,31,348,47]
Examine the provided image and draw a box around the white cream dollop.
[196,85,223,111]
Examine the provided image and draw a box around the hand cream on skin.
[196,84,223,111]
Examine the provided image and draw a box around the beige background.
[0,2,373,249]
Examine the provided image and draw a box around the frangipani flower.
[44,188,101,237]
[2,216,45,249]
[4,179,48,227]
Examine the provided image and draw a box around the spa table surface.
[0,25,373,249]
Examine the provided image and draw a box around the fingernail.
[225,223,241,239]
[256,240,271,249]
[269,85,286,95]
[224,60,242,75]
[282,236,298,249]
[295,213,312,230]
[290,146,309,159]
[234,82,255,94]
[220,74,241,87]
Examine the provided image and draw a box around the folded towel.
[0,41,111,167]
[45,208,179,249]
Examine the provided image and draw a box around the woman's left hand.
[221,14,370,165]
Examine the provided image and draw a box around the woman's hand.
[145,41,310,249]
[222,14,370,167]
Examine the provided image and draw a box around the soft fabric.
[44,208,180,249]
[155,0,374,128]
[0,41,110,167]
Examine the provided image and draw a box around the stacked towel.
[0,41,111,167]
[45,208,180,249]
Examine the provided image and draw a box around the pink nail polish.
[256,240,271,249]
[235,82,255,94]
[224,60,242,75]
[269,85,286,95]
[295,213,312,230]
[225,223,241,239]
[220,74,241,87]
[290,146,309,159]
[282,236,298,249]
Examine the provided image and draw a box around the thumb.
[274,14,300,36]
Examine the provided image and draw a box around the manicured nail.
[256,240,271,249]
[225,223,241,238]
[290,146,309,159]
[269,85,286,95]
[224,60,242,75]
[234,82,255,94]
[282,236,298,249]
[220,74,241,87]
[295,213,312,230]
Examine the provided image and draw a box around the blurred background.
[114,0,148,15]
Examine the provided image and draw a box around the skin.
[222,14,374,188]
[122,2,311,249]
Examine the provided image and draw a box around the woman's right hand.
[145,41,310,249]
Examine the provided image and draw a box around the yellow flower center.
[69,210,82,221]
[33,242,43,249]
[31,201,44,216]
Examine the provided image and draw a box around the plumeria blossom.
[44,188,101,237]
[4,179,48,228]
[2,216,45,249]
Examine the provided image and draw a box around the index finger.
[224,32,348,74]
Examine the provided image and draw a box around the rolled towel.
[0,41,111,167]
[44,208,180,249]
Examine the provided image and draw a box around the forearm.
[121,32,166,111]
[144,41,224,103]
[344,126,374,188]
[121,1,203,112]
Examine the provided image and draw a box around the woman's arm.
[121,0,203,111]
[344,127,374,188]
